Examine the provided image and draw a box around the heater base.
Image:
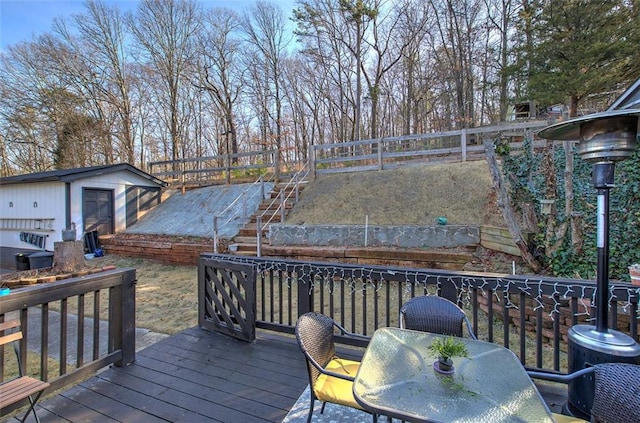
[567,325,640,419]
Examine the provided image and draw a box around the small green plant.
[428,336,469,362]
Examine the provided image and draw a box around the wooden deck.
[2,326,569,423]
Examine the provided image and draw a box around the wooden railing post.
[378,138,384,170]
[114,269,136,367]
[309,147,316,181]
[461,128,468,162]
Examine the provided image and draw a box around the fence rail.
[0,269,136,416]
[148,121,554,184]
[200,254,639,374]
[310,120,552,174]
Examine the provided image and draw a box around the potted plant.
[428,336,469,374]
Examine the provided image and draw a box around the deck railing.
[0,268,136,416]
[200,254,639,374]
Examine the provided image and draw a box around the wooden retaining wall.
[100,235,475,270]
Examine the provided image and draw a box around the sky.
[0,0,296,54]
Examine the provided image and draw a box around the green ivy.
[501,136,640,281]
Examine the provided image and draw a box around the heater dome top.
[538,109,640,141]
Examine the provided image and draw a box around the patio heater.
[538,108,640,419]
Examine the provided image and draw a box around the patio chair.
[294,312,377,423]
[0,319,50,423]
[529,363,640,423]
[399,295,477,339]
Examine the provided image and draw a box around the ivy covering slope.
[501,136,640,281]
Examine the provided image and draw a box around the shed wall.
[71,172,161,236]
[0,182,65,250]
[1,170,163,252]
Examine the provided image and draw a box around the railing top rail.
[216,172,275,228]
[312,121,551,151]
[201,253,640,305]
[149,149,277,168]
[1,269,136,313]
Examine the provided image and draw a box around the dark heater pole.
[539,109,640,419]
[592,162,614,333]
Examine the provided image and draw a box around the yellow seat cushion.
[313,357,363,410]
[552,412,588,423]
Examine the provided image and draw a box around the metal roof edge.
[0,164,167,187]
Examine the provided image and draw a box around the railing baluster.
[287,273,293,327]
[270,271,275,322]
[488,289,494,342]
[362,280,368,336]
[93,290,100,360]
[278,269,283,325]
[520,292,527,364]
[77,294,85,367]
[340,280,346,328]
[60,298,68,375]
[536,306,543,369]
[502,290,509,348]
[41,304,49,381]
[553,294,561,371]
[472,288,479,339]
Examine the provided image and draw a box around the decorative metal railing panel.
[199,253,640,373]
[198,256,256,342]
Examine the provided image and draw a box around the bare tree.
[241,1,291,181]
[194,7,244,167]
[56,0,136,164]
[128,0,202,171]
[427,0,483,129]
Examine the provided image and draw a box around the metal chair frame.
[399,295,477,339]
[295,312,377,423]
[529,363,640,423]
[0,320,50,423]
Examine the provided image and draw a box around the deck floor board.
[1,326,567,423]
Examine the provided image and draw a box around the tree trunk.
[53,240,85,273]
[484,140,541,273]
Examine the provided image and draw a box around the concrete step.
[237,228,258,237]
[232,236,267,244]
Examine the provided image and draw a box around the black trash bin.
[15,252,33,271]
[28,251,54,270]
[84,230,99,253]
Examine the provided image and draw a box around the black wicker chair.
[529,363,640,423]
[399,295,477,339]
[294,312,377,423]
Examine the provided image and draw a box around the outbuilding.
[0,164,166,268]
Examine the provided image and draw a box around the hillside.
[286,160,505,227]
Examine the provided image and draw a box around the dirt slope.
[286,160,504,227]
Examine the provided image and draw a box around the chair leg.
[320,402,326,414]
[306,396,315,423]
[20,391,44,423]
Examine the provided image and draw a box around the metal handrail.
[212,173,274,253]
[256,162,311,256]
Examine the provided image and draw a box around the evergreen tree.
[527,0,639,116]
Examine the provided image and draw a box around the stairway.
[229,181,307,256]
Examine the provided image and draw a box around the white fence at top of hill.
[310,120,553,175]
[149,120,556,184]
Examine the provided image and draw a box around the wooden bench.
[0,319,50,422]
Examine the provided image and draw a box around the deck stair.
[229,181,307,255]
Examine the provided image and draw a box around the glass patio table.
[353,327,554,423]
